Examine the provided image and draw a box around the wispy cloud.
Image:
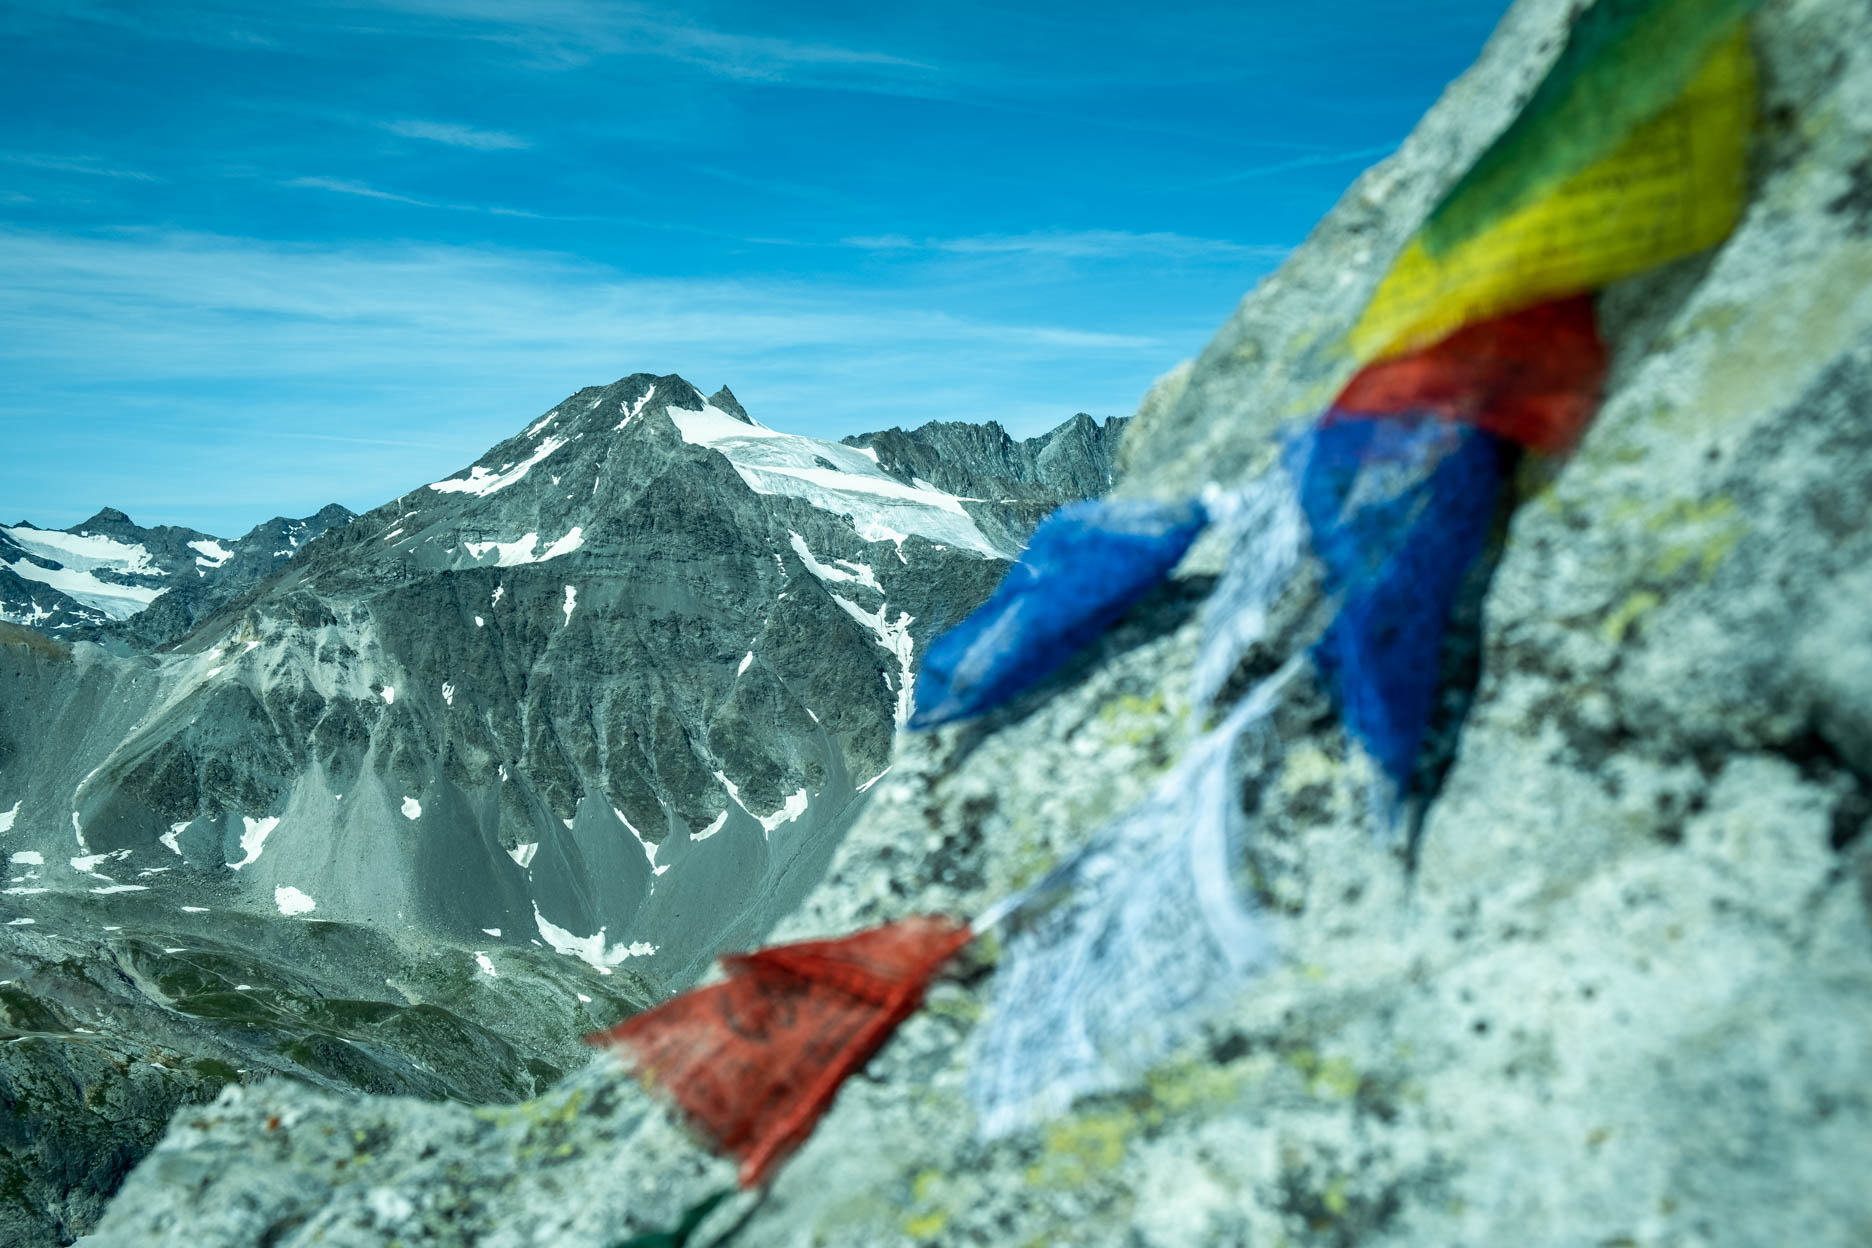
[284,175,439,206]
[0,226,1172,411]
[354,0,936,85]
[0,225,1183,528]
[381,119,528,150]
[1167,143,1399,191]
[2,152,161,181]
[844,229,1288,262]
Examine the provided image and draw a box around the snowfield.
[666,403,1003,557]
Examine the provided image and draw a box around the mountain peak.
[708,386,754,425]
[80,507,134,529]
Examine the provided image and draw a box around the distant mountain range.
[1,504,355,640]
[0,373,1126,1246]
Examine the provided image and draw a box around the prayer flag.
[590,916,972,1187]
[1332,294,1609,454]
[1295,418,1511,792]
[911,498,1209,729]
[968,675,1289,1138]
[1349,25,1755,364]
[1424,0,1764,258]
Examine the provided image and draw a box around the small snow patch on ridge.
[442,682,456,706]
[615,384,657,430]
[189,538,233,569]
[429,434,566,497]
[275,886,317,916]
[562,585,577,626]
[737,651,754,676]
[380,686,396,705]
[474,952,498,978]
[401,796,422,820]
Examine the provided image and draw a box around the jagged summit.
[707,385,753,424]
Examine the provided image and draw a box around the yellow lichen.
[904,1210,949,1239]
[1601,591,1662,645]
[1027,1112,1136,1187]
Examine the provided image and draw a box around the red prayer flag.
[1331,294,1609,454]
[588,916,973,1187]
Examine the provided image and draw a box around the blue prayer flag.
[910,499,1209,729]
[1294,417,1509,791]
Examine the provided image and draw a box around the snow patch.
[482,927,502,937]
[2,526,162,575]
[91,884,148,894]
[509,841,538,869]
[71,849,130,876]
[831,594,918,724]
[715,771,810,835]
[380,686,396,705]
[765,788,810,832]
[737,650,754,676]
[72,812,86,851]
[562,585,577,626]
[9,851,43,866]
[474,615,485,627]
[274,885,317,916]
[441,682,456,706]
[616,384,657,430]
[428,434,566,497]
[228,816,280,870]
[0,801,17,834]
[787,531,881,591]
[401,796,422,820]
[692,811,728,843]
[857,767,892,793]
[666,405,1001,556]
[474,952,498,978]
[492,584,504,606]
[532,904,657,973]
[612,807,665,873]
[0,548,165,619]
[463,532,539,565]
[461,526,584,567]
[189,538,233,569]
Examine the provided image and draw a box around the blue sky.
[1,0,1508,535]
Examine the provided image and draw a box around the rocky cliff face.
[73,0,1872,1245]
[0,381,1122,1246]
[843,412,1128,552]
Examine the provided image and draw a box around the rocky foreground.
[67,0,1872,1242]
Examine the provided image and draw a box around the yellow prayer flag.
[1348,27,1755,366]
